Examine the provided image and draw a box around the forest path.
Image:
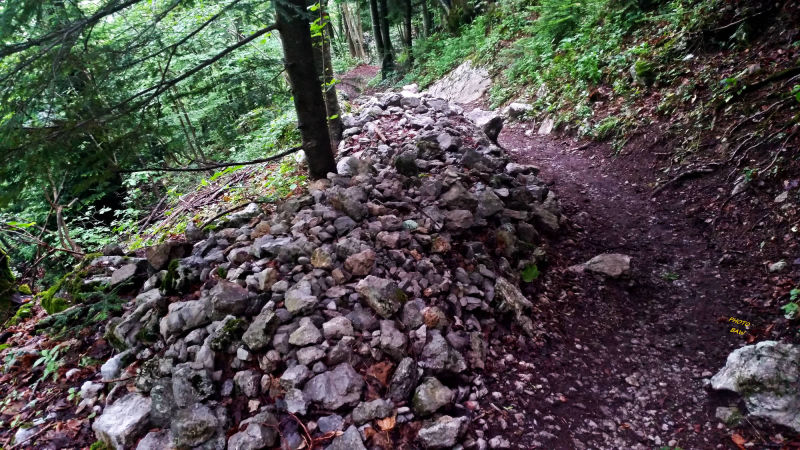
[481,126,746,449]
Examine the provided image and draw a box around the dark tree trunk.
[368,0,385,63]
[377,0,395,77]
[274,0,336,179]
[403,0,412,62]
[421,0,431,37]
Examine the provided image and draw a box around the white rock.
[92,393,151,449]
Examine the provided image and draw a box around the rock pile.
[87,87,565,449]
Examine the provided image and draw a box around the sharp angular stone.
[92,393,151,449]
[356,276,406,319]
[412,377,454,416]
[303,363,364,410]
[417,415,468,448]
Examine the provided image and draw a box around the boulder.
[466,108,503,143]
[92,393,151,449]
[710,341,800,432]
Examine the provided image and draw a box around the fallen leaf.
[731,433,747,450]
[376,414,396,431]
[366,361,394,386]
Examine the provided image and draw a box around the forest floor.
[476,123,800,449]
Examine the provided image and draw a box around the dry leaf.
[731,433,747,450]
[376,414,397,431]
[366,361,394,386]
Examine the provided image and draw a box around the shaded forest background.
[1,0,799,319]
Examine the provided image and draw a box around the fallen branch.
[651,162,721,197]
[119,146,303,173]
[200,201,258,230]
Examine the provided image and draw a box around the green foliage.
[0,0,296,281]
[36,291,126,338]
[782,288,800,320]
[521,264,540,282]
[33,343,67,383]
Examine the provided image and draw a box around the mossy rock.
[632,59,656,85]
[0,248,16,323]
[39,254,103,314]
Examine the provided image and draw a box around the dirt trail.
[481,126,748,449]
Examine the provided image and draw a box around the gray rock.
[768,260,788,273]
[317,414,344,433]
[284,281,318,314]
[413,377,454,416]
[356,275,407,319]
[172,364,215,408]
[380,320,408,360]
[328,186,368,221]
[289,318,323,346]
[149,379,176,427]
[494,277,535,337]
[136,430,172,450]
[389,357,419,402]
[582,253,631,278]
[352,398,394,424]
[242,307,279,351]
[394,149,420,177]
[466,108,503,143]
[226,203,260,226]
[160,300,210,338]
[530,204,560,234]
[322,316,355,340]
[476,190,504,218]
[328,425,367,450]
[110,263,139,286]
[710,341,800,432]
[503,102,533,119]
[228,422,276,450]
[303,363,364,410]
[171,403,219,448]
[280,364,312,389]
[101,349,133,381]
[285,388,308,415]
[92,393,152,449]
[146,241,190,271]
[333,216,358,235]
[234,370,261,397]
[419,330,466,373]
[113,290,165,348]
[417,415,468,448]
[297,346,326,366]
[426,60,490,104]
[206,280,259,320]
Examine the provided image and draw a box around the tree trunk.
[274,0,336,179]
[378,0,395,77]
[422,0,431,37]
[368,0,385,64]
[342,2,367,59]
[403,0,412,58]
[313,0,344,143]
